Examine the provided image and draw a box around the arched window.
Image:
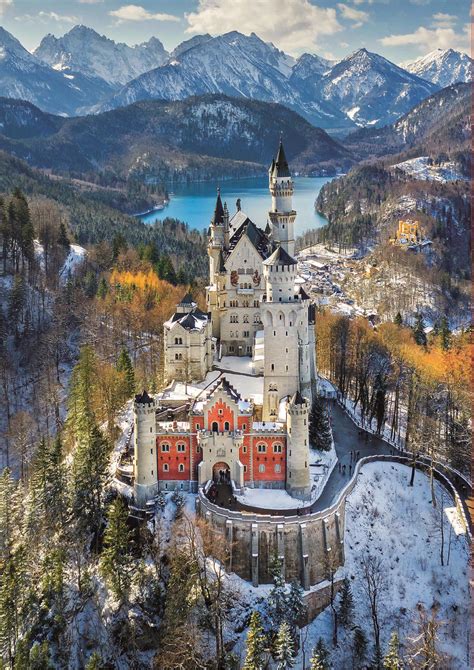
[243,314,249,323]
[178,463,185,472]
[273,443,283,453]
[224,421,230,431]
[163,463,169,472]
[258,464,265,473]
[274,463,281,473]
[177,443,186,452]
[211,421,219,432]
[161,444,170,452]
[257,443,266,453]
[230,314,238,323]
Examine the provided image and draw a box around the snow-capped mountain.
[34,25,168,87]
[404,49,472,88]
[317,48,437,127]
[0,27,113,116]
[94,31,353,131]
[170,34,213,60]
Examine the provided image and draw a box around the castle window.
[151,470,153,475]
[230,314,238,323]
[161,444,170,452]
[150,448,153,454]
[163,463,169,472]
[218,409,223,415]
[243,314,249,323]
[150,427,153,433]
[271,364,274,371]
[243,331,250,338]
[229,345,235,353]
[258,464,265,473]
[174,337,183,345]
[178,464,185,472]
[273,443,282,453]
[244,465,247,473]
[243,445,247,453]
[274,464,281,473]
[211,422,219,432]
[224,422,230,431]
[177,444,186,452]
[254,300,259,307]
[257,444,266,453]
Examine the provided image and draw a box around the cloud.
[185,0,342,55]
[109,4,180,22]
[431,12,457,29]
[337,3,369,28]
[379,24,469,54]
[0,0,13,16]
[38,11,78,23]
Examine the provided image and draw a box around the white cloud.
[38,11,78,23]
[379,24,469,54]
[431,12,457,29]
[109,4,180,23]
[337,3,369,28]
[0,0,13,16]
[185,0,342,55]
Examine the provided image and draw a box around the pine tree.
[309,396,332,451]
[311,638,329,670]
[275,621,295,669]
[85,651,103,669]
[56,221,70,249]
[97,277,108,300]
[28,640,53,669]
[394,312,403,327]
[243,611,266,670]
[353,626,368,668]
[267,556,288,630]
[338,577,354,626]
[8,274,25,339]
[383,631,401,670]
[439,317,451,350]
[287,580,306,632]
[116,347,135,398]
[100,498,133,602]
[413,314,427,347]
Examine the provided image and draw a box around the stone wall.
[196,492,345,589]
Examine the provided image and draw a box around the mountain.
[170,34,213,60]
[346,82,470,162]
[404,49,472,88]
[0,94,354,181]
[0,27,113,116]
[94,31,354,132]
[34,25,168,87]
[317,48,437,127]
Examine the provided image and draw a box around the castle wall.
[196,492,345,589]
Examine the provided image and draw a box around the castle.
[133,141,317,506]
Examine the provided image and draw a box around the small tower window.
[178,464,185,472]
[163,463,169,472]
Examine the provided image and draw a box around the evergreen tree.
[309,397,332,451]
[287,580,306,632]
[97,277,108,300]
[85,651,103,669]
[112,233,127,261]
[116,347,135,398]
[311,639,329,670]
[28,640,53,669]
[243,611,266,670]
[394,312,403,327]
[338,577,354,627]
[413,314,427,347]
[275,621,295,669]
[100,498,133,602]
[8,274,25,338]
[56,221,70,249]
[383,631,401,670]
[439,317,451,350]
[267,556,288,630]
[353,626,368,668]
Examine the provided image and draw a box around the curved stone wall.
[196,453,472,589]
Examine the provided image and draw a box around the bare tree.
[406,605,446,669]
[361,554,387,667]
[7,410,37,481]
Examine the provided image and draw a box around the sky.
[1,0,470,63]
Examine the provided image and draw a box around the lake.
[139,176,332,235]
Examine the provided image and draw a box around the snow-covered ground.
[60,243,87,281]
[235,487,308,509]
[393,156,467,183]
[227,462,470,668]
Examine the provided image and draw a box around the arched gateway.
[212,461,231,483]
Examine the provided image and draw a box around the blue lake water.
[139,176,332,235]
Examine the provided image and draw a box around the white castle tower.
[286,391,311,499]
[261,246,312,420]
[133,391,158,505]
[268,140,296,258]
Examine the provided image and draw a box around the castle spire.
[274,138,290,178]
[212,187,225,225]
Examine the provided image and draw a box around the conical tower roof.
[212,188,225,225]
[263,244,297,267]
[274,140,291,178]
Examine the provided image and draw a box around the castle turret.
[261,246,301,420]
[208,188,226,277]
[286,391,311,500]
[133,390,158,505]
[268,140,296,257]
